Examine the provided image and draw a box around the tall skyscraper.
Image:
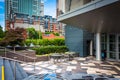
[5,0,44,30]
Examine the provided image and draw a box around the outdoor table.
[50,53,63,63]
[65,52,76,61]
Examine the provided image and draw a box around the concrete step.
[10,61,23,80]
[4,59,14,80]
[16,62,28,78]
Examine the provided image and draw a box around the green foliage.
[53,39,65,46]
[0,25,5,38]
[33,46,69,55]
[0,38,3,42]
[25,39,65,46]
[45,32,60,36]
[0,27,26,46]
[45,31,52,34]
[53,32,60,36]
[27,28,42,39]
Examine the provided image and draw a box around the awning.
[57,0,120,33]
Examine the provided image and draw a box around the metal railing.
[1,65,5,80]
[0,47,37,80]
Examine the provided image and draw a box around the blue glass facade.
[5,0,42,20]
[65,25,94,57]
[43,15,57,30]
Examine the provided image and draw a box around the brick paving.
[21,56,120,78]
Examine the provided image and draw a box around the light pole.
[39,16,41,40]
[13,14,16,29]
[39,11,43,40]
[28,16,30,39]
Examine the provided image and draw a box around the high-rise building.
[5,0,44,30]
[56,0,65,36]
[57,0,120,61]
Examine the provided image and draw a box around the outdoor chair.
[94,77,108,80]
[63,54,69,61]
[72,79,86,80]
[82,76,94,80]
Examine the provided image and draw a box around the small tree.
[0,27,27,52]
[27,28,41,39]
[0,25,5,38]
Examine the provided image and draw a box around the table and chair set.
[49,52,78,63]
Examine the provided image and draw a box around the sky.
[0,0,56,29]
[44,0,56,18]
[0,0,4,29]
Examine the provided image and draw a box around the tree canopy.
[27,28,42,39]
[0,27,27,46]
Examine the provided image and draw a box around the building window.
[101,34,107,50]
[109,34,116,59]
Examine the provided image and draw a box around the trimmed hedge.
[33,46,68,55]
[25,39,65,46]
[0,38,3,42]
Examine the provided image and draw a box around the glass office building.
[5,0,43,30]
[5,0,42,20]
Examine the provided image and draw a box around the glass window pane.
[109,52,116,59]
[109,34,115,42]
[119,36,120,43]
[101,34,107,42]
[109,43,116,51]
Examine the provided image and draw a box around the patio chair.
[94,77,108,80]
[82,76,94,80]
[63,54,69,61]
[72,79,86,80]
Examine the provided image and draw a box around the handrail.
[0,47,36,69]
[0,56,34,65]
[5,48,37,60]
[0,56,25,63]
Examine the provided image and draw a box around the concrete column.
[96,33,101,61]
[90,40,93,56]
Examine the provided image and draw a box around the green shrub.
[25,39,65,46]
[33,46,68,55]
[53,33,60,36]
[53,39,65,46]
[45,31,52,34]
[0,38,3,42]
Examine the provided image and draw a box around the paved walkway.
[21,56,120,79]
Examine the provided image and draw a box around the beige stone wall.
[65,0,93,12]
[57,0,65,16]
[14,23,45,32]
[70,0,84,11]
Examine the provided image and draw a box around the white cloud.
[44,9,56,18]
[0,0,4,2]
[41,0,48,3]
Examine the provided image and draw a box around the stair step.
[4,59,14,80]
[16,62,28,78]
[10,61,23,80]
